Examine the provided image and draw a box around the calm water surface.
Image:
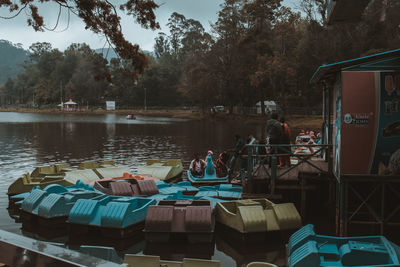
[0,112,288,267]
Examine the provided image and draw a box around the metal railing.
[242,143,332,181]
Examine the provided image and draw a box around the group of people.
[189,113,293,179]
[266,113,291,167]
[189,151,229,178]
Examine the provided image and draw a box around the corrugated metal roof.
[310,48,400,84]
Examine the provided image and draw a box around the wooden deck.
[248,159,331,218]
[252,160,328,181]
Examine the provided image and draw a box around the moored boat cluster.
[6,158,400,267]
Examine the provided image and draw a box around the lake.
[0,112,290,267]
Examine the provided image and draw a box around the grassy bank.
[0,107,201,119]
[0,107,322,129]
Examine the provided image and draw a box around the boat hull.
[288,224,400,267]
[187,170,229,185]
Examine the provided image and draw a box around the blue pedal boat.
[11,180,96,205]
[68,195,156,239]
[163,191,226,209]
[187,153,230,185]
[195,184,242,200]
[156,181,199,195]
[288,224,400,267]
[19,181,102,229]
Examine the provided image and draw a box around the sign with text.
[106,101,115,111]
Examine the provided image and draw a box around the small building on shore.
[255,100,279,115]
[59,99,78,111]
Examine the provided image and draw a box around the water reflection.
[0,112,269,267]
[144,240,215,261]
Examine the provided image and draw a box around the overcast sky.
[0,0,298,52]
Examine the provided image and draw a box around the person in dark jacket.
[229,134,244,177]
[266,113,284,153]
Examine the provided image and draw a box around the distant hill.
[0,40,29,85]
[94,48,155,62]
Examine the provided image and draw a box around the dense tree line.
[1,0,400,111]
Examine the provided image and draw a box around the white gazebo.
[61,99,78,111]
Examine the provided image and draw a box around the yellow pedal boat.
[7,160,129,196]
[215,199,302,233]
[136,159,183,182]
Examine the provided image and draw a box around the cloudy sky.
[0,0,298,52]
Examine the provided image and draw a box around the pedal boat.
[137,159,183,182]
[187,153,229,185]
[215,199,301,234]
[288,224,400,267]
[144,199,214,243]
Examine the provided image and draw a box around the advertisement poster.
[340,71,378,175]
[371,72,400,175]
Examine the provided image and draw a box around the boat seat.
[138,180,159,196]
[239,205,268,232]
[264,209,279,231]
[130,184,141,196]
[78,161,100,170]
[185,206,212,232]
[55,163,69,173]
[274,203,302,230]
[145,205,174,232]
[319,243,340,262]
[22,173,31,184]
[110,181,134,196]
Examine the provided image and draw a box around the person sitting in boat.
[189,153,206,177]
[216,151,229,177]
[204,150,217,176]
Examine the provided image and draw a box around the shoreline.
[0,108,323,129]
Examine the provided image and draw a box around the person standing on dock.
[266,113,284,167]
[229,134,244,179]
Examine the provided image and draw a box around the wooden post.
[270,156,277,194]
[301,175,307,218]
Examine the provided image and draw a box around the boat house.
[311,48,400,236]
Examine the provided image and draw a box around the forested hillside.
[1,0,400,111]
[0,40,29,85]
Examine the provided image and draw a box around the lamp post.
[144,87,147,111]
